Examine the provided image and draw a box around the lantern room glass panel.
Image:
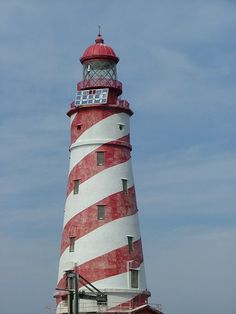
[83,60,117,81]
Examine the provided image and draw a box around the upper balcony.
[77,78,122,94]
[113,99,130,110]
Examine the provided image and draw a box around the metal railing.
[77,78,122,91]
[115,99,130,109]
[56,301,162,313]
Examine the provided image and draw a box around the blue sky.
[0,1,235,314]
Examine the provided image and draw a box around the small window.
[97,151,105,166]
[77,124,82,130]
[130,269,139,288]
[73,179,80,194]
[97,205,105,220]
[69,237,75,252]
[122,179,128,194]
[127,236,133,253]
[118,123,125,130]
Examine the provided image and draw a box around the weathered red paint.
[67,135,131,197]
[70,107,114,144]
[108,291,151,311]
[70,105,133,144]
[61,186,138,254]
[57,239,143,293]
[67,102,133,119]
[80,34,119,64]
[55,33,159,313]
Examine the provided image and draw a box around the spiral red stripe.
[79,238,143,284]
[70,108,114,144]
[67,135,131,196]
[56,36,158,314]
[57,239,143,291]
[70,106,132,144]
[108,291,151,311]
[61,186,138,254]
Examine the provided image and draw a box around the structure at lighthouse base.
[54,32,163,314]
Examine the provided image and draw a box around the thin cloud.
[135,149,236,216]
[0,0,235,314]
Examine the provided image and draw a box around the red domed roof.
[80,34,119,64]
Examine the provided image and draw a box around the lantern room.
[77,33,122,99]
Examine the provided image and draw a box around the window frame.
[69,237,76,252]
[127,236,134,253]
[97,151,105,166]
[73,179,80,194]
[122,178,128,194]
[97,205,105,220]
[130,269,139,288]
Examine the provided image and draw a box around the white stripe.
[69,112,130,171]
[80,274,144,311]
[74,112,129,145]
[91,263,147,291]
[64,159,134,225]
[70,112,77,125]
[57,283,143,314]
[58,213,141,282]
[68,143,100,175]
[57,267,146,313]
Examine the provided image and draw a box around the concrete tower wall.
[54,33,160,314]
[56,105,149,313]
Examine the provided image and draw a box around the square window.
[97,205,105,220]
[97,152,104,166]
[73,179,80,194]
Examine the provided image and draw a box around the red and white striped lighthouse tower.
[55,32,162,314]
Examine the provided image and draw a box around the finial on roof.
[95,25,104,44]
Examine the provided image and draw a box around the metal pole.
[67,271,74,314]
[74,270,79,314]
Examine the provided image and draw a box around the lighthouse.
[55,32,163,314]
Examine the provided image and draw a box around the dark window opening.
[69,237,75,252]
[77,124,82,130]
[127,236,133,253]
[97,205,105,220]
[97,151,105,166]
[122,179,128,194]
[73,179,80,194]
[130,269,139,288]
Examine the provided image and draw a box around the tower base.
[90,304,164,314]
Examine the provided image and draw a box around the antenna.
[98,25,101,36]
